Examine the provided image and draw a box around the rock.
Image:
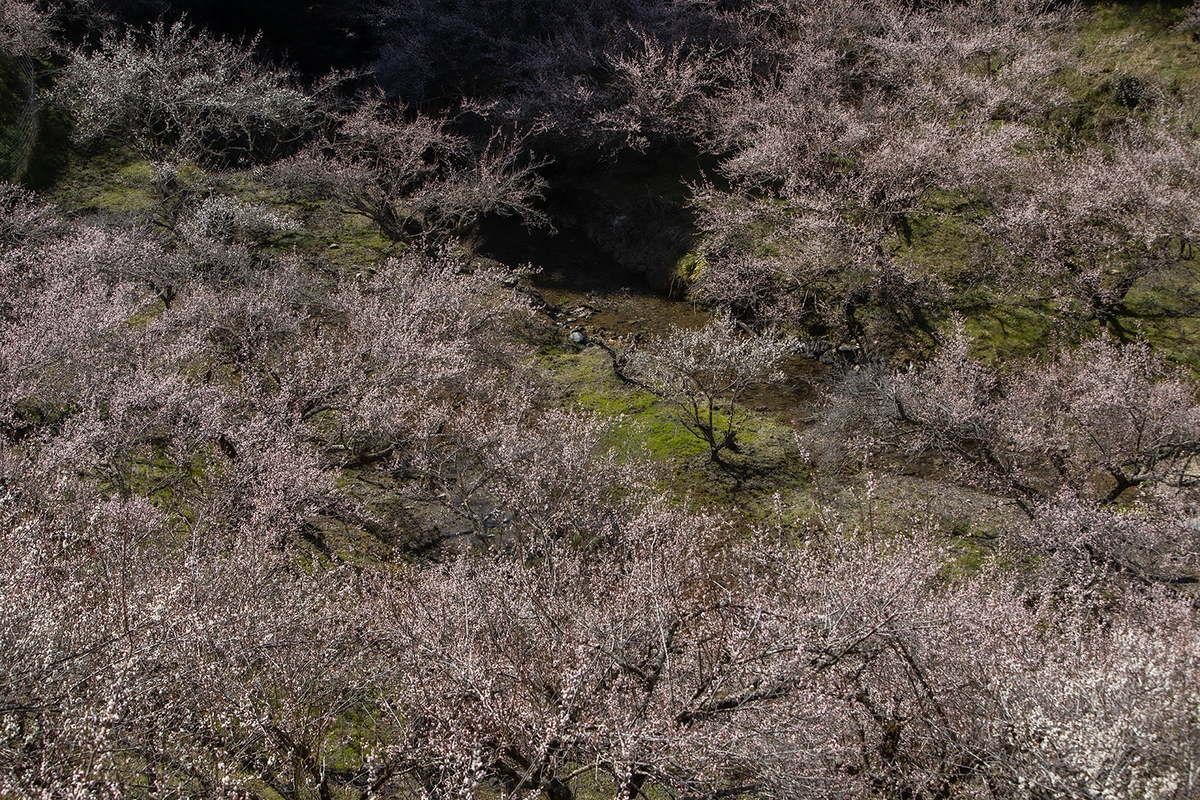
[502,275,520,287]
[568,329,588,345]
[816,342,861,365]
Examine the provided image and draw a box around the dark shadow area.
[79,0,381,77]
[477,214,653,296]
[477,143,708,298]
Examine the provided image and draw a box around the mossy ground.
[1044,2,1200,139]
[1079,1,1200,95]
[51,143,170,215]
[536,343,815,526]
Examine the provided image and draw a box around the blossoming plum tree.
[272,92,549,242]
[825,324,1200,581]
[625,311,797,461]
[55,18,314,164]
[991,127,1200,336]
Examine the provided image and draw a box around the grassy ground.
[1047,1,1200,139]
